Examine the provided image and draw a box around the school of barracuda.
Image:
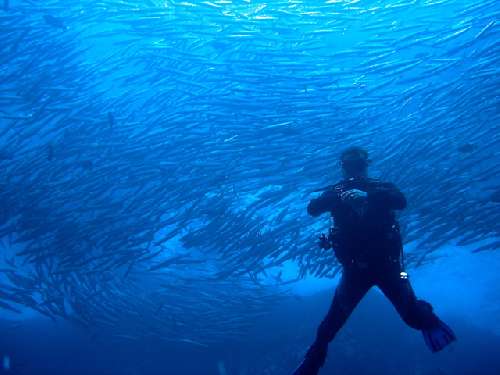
[0,0,498,344]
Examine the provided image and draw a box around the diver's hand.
[318,234,331,250]
[341,189,368,204]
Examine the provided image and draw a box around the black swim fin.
[422,319,456,353]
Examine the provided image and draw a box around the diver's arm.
[307,188,340,217]
[368,182,407,210]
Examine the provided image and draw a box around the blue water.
[0,0,499,374]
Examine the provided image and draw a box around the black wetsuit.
[299,177,441,374]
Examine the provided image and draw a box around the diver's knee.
[316,308,351,343]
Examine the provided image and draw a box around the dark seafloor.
[0,0,499,374]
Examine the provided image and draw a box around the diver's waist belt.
[343,255,401,269]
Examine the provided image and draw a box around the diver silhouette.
[293,147,456,375]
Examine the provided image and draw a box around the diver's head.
[340,146,370,179]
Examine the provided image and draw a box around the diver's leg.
[376,266,456,352]
[293,267,371,375]
[376,265,438,330]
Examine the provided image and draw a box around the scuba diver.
[293,146,456,375]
